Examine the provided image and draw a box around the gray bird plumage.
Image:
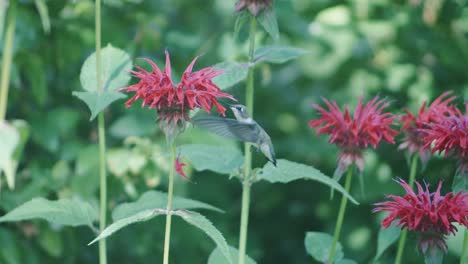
[193,105,276,166]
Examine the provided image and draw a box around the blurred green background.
[1,0,468,263]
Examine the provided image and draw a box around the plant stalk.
[95,0,107,263]
[163,144,176,264]
[394,155,418,264]
[461,230,468,264]
[238,17,257,264]
[0,0,16,121]
[329,168,353,264]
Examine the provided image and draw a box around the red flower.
[399,91,457,163]
[420,104,468,160]
[120,50,236,140]
[373,179,468,253]
[175,155,189,181]
[309,97,398,173]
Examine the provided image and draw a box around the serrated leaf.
[257,8,279,41]
[208,246,256,264]
[174,210,232,264]
[375,222,401,261]
[213,61,250,89]
[112,190,223,221]
[177,144,244,175]
[79,44,132,92]
[89,208,164,245]
[73,90,126,121]
[258,159,358,204]
[305,231,344,263]
[0,198,97,227]
[254,46,309,64]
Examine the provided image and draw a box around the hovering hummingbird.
[193,104,276,166]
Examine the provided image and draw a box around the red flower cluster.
[374,179,468,252]
[309,97,398,173]
[175,155,189,181]
[120,50,235,140]
[399,92,457,163]
[420,104,468,160]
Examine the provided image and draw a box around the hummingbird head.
[229,104,251,121]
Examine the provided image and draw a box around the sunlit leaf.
[254,46,309,64]
[178,144,244,175]
[174,210,232,264]
[305,231,344,263]
[0,120,28,190]
[258,159,358,204]
[112,190,223,221]
[0,198,97,227]
[213,61,250,89]
[89,208,165,245]
[257,8,279,41]
[208,246,256,264]
[374,222,401,261]
[73,90,126,121]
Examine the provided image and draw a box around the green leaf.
[213,61,250,89]
[258,159,358,205]
[257,8,279,41]
[34,0,51,34]
[73,90,126,121]
[305,231,344,263]
[374,223,401,261]
[0,198,97,227]
[452,167,468,192]
[4,120,30,190]
[76,44,132,120]
[208,246,256,264]
[174,210,232,264]
[0,122,19,175]
[336,259,358,264]
[178,144,244,175]
[89,208,165,245]
[207,246,257,264]
[79,44,132,92]
[254,46,309,64]
[112,190,223,221]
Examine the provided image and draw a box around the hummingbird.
[193,104,276,166]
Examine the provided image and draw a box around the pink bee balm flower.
[399,91,457,163]
[309,96,398,174]
[120,50,236,141]
[373,179,468,253]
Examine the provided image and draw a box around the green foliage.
[254,46,309,64]
[258,159,358,204]
[208,246,256,264]
[374,223,401,261]
[178,144,244,175]
[257,8,279,41]
[112,190,223,221]
[74,44,132,120]
[213,61,250,90]
[305,231,344,263]
[0,198,97,227]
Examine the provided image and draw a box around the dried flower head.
[309,97,398,174]
[399,92,456,163]
[120,50,236,141]
[235,0,272,16]
[373,179,468,253]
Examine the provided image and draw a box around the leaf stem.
[0,0,16,121]
[163,143,176,264]
[394,155,418,264]
[238,16,256,264]
[95,0,107,263]
[460,230,468,264]
[329,168,353,264]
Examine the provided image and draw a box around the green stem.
[163,144,176,264]
[394,155,418,264]
[329,168,353,264]
[0,0,16,121]
[460,230,468,264]
[95,1,107,264]
[238,17,257,264]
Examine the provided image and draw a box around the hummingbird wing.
[193,117,258,143]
